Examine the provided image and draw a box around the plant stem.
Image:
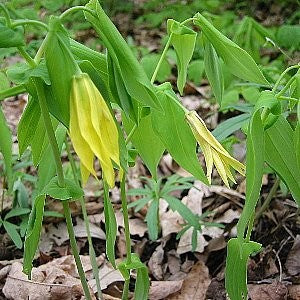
[11,19,48,30]
[125,124,137,145]
[34,79,91,299]
[122,280,130,300]
[60,6,96,21]
[63,201,92,300]
[0,85,26,101]
[245,212,255,242]
[65,138,103,299]
[17,47,36,68]
[256,177,280,220]
[34,34,49,64]
[272,64,300,93]
[120,173,132,300]
[0,4,12,26]
[120,173,132,264]
[151,33,173,84]
[275,76,295,98]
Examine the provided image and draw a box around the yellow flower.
[69,73,120,188]
[185,110,245,187]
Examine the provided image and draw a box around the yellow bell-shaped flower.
[69,73,120,188]
[185,110,245,187]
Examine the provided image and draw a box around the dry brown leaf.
[288,285,300,300]
[2,261,95,300]
[166,261,210,300]
[148,244,165,280]
[285,235,300,276]
[214,208,240,224]
[248,281,288,300]
[149,280,183,300]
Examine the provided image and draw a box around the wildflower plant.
[0,1,299,300]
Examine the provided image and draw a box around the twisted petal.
[186,110,245,186]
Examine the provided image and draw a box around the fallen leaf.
[148,244,165,280]
[149,280,183,300]
[248,281,288,300]
[288,285,300,300]
[166,261,210,300]
[285,235,300,276]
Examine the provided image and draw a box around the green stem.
[272,64,300,93]
[125,124,137,145]
[256,177,280,220]
[120,173,132,264]
[34,34,49,64]
[11,19,48,30]
[277,96,299,102]
[60,6,96,21]
[275,76,295,98]
[17,47,36,68]
[151,33,173,84]
[0,4,12,26]
[65,137,103,299]
[261,107,270,124]
[122,279,130,300]
[0,85,26,101]
[245,212,255,242]
[63,201,92,300]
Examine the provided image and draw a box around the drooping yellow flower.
[69,73,120,188]
[185,110,245,187]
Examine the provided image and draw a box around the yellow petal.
[72,74,116,186]
[69,92,96,183]
[212,149,230,188]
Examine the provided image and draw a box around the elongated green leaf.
[36,125,66,193]
[0,23,24,48]
[151,83,208,184]
[103,182,117,268]
[3,221,22,248]
[237,110,264,240]
[23,194,46,276]
[167,19,197,94]
[204,41,224,105]
[18,97,41,156]
[212,113,250,141]
[42,176,83,201]
[123,113,165,179]
[0,106,12,190]
[145,199,159,240]
[194,14,268,85]
[265,116,300,205]
[45,16,78,126]
[188,59,204,85]
[226,238,261,300]
[135,264,150,300]
[4,207,30,220]
[295,123,300,170]
[85,0,161,111]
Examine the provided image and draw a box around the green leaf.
[0,72,10,90]
[237,110,264,240]
[225,238,261,300]
[36,125,66,193]
[141,53,171,83]
[0,23,24,48]
[277,25,300,49]
[45,16,78,126]
[4,207,31,220]
[188,59,204,85]
[6,61,50,85]
[265,116,300,205]
[0,106,13,190]
[3,221,22,249]
[103,182,117,268]
[294,123,300,170]
[204,41,224,104]
[212,113,250,142]
[123,113,165,179]
[167,19,197,94]
[151,83,208,184]
[145,199,159,240]
[194,13,268,85]
[13,179,29,208]
[85,0,161,111]
[18,97,41,156]
[135,264,150,300]
[23,194,46,276]
[42,176,83,201]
